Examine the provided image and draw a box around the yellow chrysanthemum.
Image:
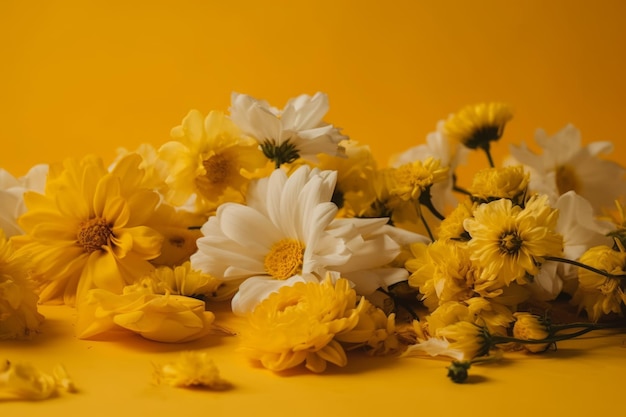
[240,277,363,373]
[464,195,563,285]
[436,321,491,360]
[572,245,626,321]
[444,102,513,150]
[436,198,475,242]
[469,165,529,204]
[159,110,268,212]
[312,140,378,217]
[16,154,163,305]
[144,261,223,301]
[389,157,449,203]
[0,230,44,339]
[153,352,230,389]
[512,312,550,353]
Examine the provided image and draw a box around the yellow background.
[3,1,626,415]
[2,0,626,175]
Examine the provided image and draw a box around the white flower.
[229,92,347,166]
[508,124,626,214]
[0,164,47,237]
[190,165,406,314]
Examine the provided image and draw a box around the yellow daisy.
[444,102,513,150]
[159,110,268,213]
[16,154,163,305]
[464,195,563,285]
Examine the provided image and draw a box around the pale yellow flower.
[0,230,43,339]
[464,195,563,285]
[444,102,513,150]
[469,165,529,204]
[16,154,163,305]
[239,277,362,373]
[145,261,223,301]
[436,321,491,360]
[512,312,550,353]
[153,352,230,389]
[159,110,268,212]
[436,198,475,242]
[389,157,449,203]
[0,360,75,401]
[572,245,626,321]
[76,281,215,343]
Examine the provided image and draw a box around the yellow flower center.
[264,238,305,280]
[77,217,112,253]
[203,154,233,185]
[499,231,522,255]
[556,164,580,194]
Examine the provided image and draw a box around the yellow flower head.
[444,102,513,150]
[437,198,475,242]
[389,157,449,203]
[464,195,563,285]
[16,154,164,305]
[572,245,626,321]
[153,352,230,389]
[469,165,529,205]
[240,277,362,373]
[145,261,223,301]
[437,321,491,360]
[159,110,268,212]
[0,230,44,339]
[313,140,378,216]
[512,312,550,353]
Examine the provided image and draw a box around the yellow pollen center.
[264,238,305,280]
[499,231,522,255]
[556,164,580,194]
[77,217,112,253]
[203,154,232,185]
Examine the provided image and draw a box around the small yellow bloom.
[572,245,626,321]
[437,321,491,360]
[145,261,223,301]
[240,277,362,373]
[389,157,449,203]
[469,166,529,204]
[512,312,550,353]
[0,360,75,401]
[153,352,230,389]
[444,102,513,150]
[436,198,475,242]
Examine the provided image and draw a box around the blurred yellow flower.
[436,198,475,241]
[16,154,163,305]
[444,102,513,150]
[436,321,491,361]
[146,261,223,302]
[390,157,449,203]
[0,360,75,401]
[153,352,230,389]
[159,110,268,212]
[572,245,626,321]
[240,277,362,373]
[0,230,43,339]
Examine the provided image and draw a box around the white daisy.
[508,124,626,214]
[0,164,47,237]
[229,92,347,167]
[190,165,407,314]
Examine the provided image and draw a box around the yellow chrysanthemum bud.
[469,165,529,205]
[512,312,550,353]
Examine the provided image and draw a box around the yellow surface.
[3,304,626,416]
[2,1,626,416]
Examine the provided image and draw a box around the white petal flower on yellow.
[230,92,347,166]
[0,164,47,238]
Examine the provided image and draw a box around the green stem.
[481,144,495,168]
[452,173,472,196]
[419,208,435,241]
[545,256,626,280]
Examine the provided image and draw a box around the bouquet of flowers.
[2,92,625,397]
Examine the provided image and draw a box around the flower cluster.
[1,92,626,387]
